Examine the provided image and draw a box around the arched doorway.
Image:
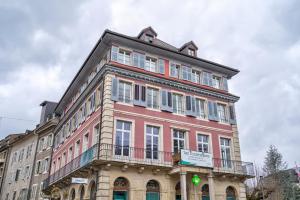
[89,181,96,200]
[69,189,75,200]
[201,184,210,200]
[113,177,129,200]
[146,180,160,200]
[175,182,181,200]
[79,185,85,200]
[226,186,237,200]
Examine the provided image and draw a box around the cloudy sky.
[0,0,299,168]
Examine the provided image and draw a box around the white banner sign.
[71,178,88,184]
[180,150,213,168]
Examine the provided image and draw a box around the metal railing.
[98,143,173,167]
[44,144,98,189]
[44,144,255,190]
[213,158,255,177]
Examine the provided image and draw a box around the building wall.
[1,133,38,200]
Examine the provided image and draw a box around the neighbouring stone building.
[42,27,254,200]
[0,130,38,200]
[29,101,58,200]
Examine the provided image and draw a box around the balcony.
[44,144,254,191]
[213,158,255,177]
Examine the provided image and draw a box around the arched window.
[113,177,129,200]
[146,180,160,200]
[69,189,75,200]
[79,186,85,200]
[201,184,210,200]
[226,186,236,200]
[89,181,96,200]
[175,182,181,200]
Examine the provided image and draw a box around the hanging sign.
[180,150,213,168]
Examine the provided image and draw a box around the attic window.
[188,48,195,56]
[145,34,154,43]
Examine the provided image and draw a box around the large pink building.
[44,27,254,200]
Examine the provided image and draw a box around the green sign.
[192,175,201,186]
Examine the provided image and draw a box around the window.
[133,52,145,68]
[24,166,30,179]
[145,34,154,43]
[61,152,66,167]
[11,151,17,165]
[83,133,89,152]
[18,149,24,162]
[30,185,37,200]
[146,87,159,109]
[12,191,16,200]
[44,158,49,172]
[118,49,131,65]
[220,138,232,168]
[173,129,185,153]
[172,93,184,114]
[118,81,132,103]
[145,56,157,72]
[217,104,228,123]
[170,62,180,78]
[182,66,192,81]
[38,138,44,152]
[115,120,131,156]
[39,182,44,198]
[48,134,53,147]
[35,160,41,174]
[93,124,100,145]
[95,86,102,108]
[195,98,206,119]
[146,125,159,159]
[26,144,33,158]
[191,70,201,83]
[212,75,221,89]
[75,140,81,157]
[68,146,73,163]
[15,169,20,181]
[158,59,165,74]
[197,134,209,153]
[57,157,61,170]
[188,48,195,56]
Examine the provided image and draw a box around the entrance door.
[113,191,128,200]
[146,192,159,200]
[202,196,210,200]
[175,195,181,200]
[226,197,235,200]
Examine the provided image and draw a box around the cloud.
[0,0,299,167]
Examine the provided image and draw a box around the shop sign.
[180,150,213,168]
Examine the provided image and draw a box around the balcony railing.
[213,158,255,177]
[44,144,98,189]
[44,144,254,190]
[98,143,173,167]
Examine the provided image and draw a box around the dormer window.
[145,34,154,43]
[188,48,195,56]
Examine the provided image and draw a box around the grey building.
[0,130,38,200]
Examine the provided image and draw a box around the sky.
[0,0,299,168]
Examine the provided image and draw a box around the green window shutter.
[229,105,236,124]
[161,90,172,112]
[111,46,118,61]
[111,77,119,101]
[140,86,147,107]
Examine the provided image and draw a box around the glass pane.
[153,127,159,135]
[124,122,131,131]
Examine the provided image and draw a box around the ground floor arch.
[226,186,237,200]
[146,179,160,200]
[113,177,130,200]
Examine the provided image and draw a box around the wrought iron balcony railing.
[213,158,255,177]
[98,143,173,167]
[44,144,254,190]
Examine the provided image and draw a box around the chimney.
[39,101,57,125]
